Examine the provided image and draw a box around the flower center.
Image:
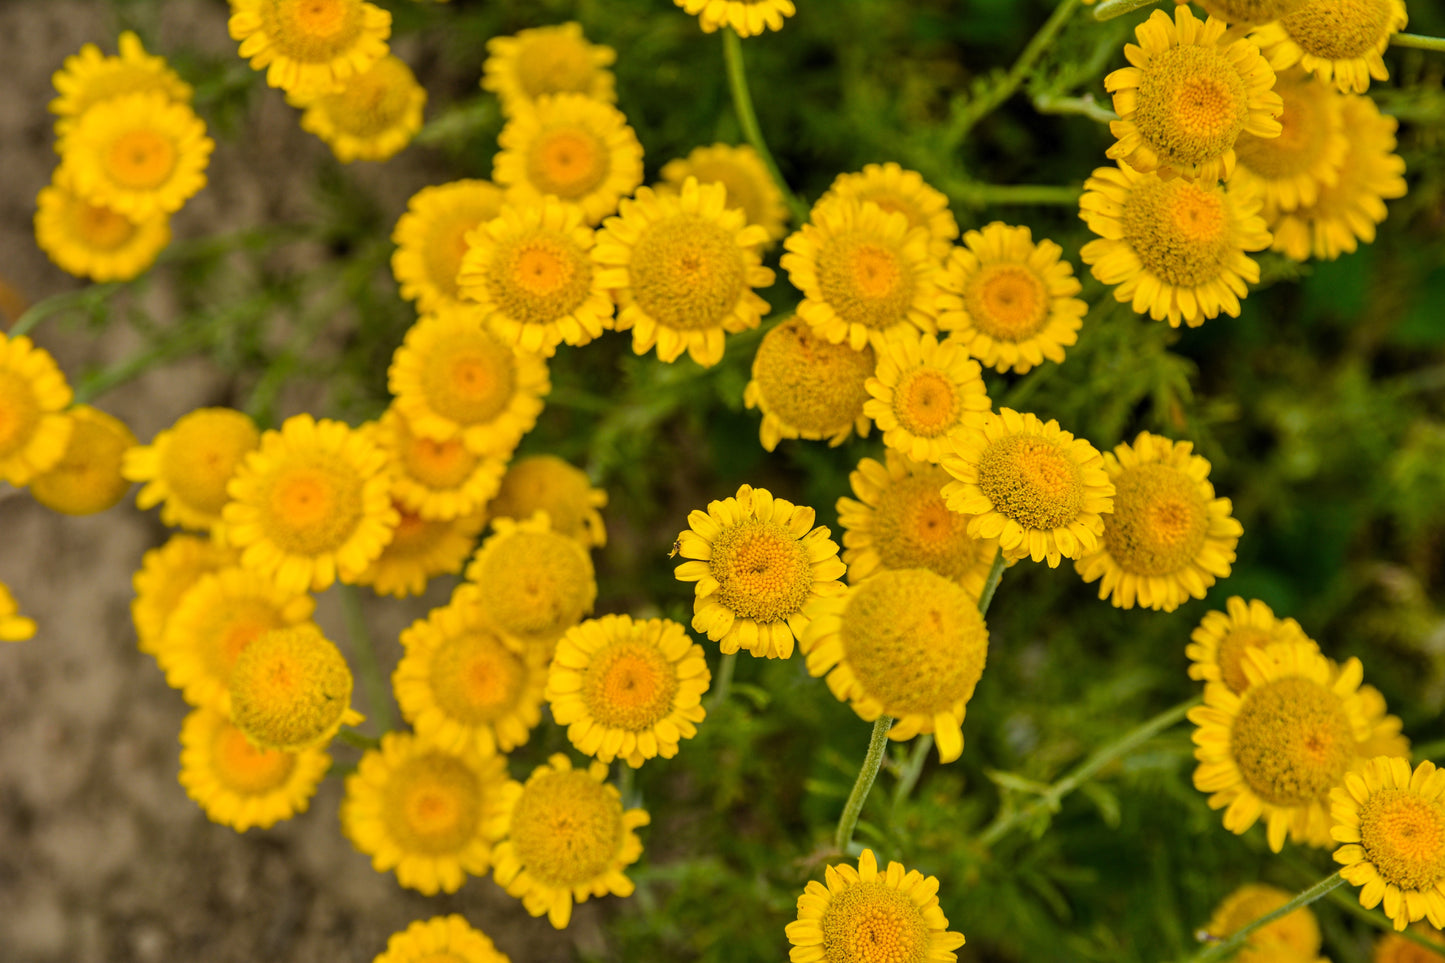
[399,428,481,491]
[229,626,352,750]
[1359,789,1445,893]
[0,369,41,457]
[872,473,983,581]
[419,334,517,427]
[269,0,363,61]
[74,199,136,250]
[816,233,915,331]
[509,769,622,887]
[161,413,258,516]
[750,319,876,434]
[1133,45,1249,168]
[628,213,748,331]
[472,530,592,640]
[429,627,527,724]
[1214,626,1274,695]
[1102,463,1211,576]
[203,599,288,680]
[893,369,961,437]
[1280,0,1395,60]
[856,192,922,231]
[385,754,482,853]
[1121,176,1234,287]
[528,127,607,198]
[1203,0,1307,23]
[488,230,593,325]
[213,724,296,794]
[319,57,413,137]
[708,519,814,623]
[516,36,597,98]
[581,639,680,732]
[820,879,932,963]
[964,263,1050,341]
[1230,676,1356,807]
[975,433,1086,532]
[261,457,365,555]
[1236,78,1332,179]
[105,128,177,190]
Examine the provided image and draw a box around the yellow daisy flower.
[123,407,260,532]
[1079,163,1271,328]
[481,22,616,115]
[463,513,598,653]
[782,196,939,351]
[1251,0,1408,94]
[935,222,1087,375]
[341,731,507,896]
[743,317,876,451]
[229,624,363,751]
[374,915,513,963]
[391,179,506,314]
[486,454,607,549]
[593,179,775,368]
[1190,640,1371,852]
[674,0,796,37]
[941,408,1115,568]
[130,535,239,655]
[28,405,137,516]
[457,198,615,356]
[1231,70,1348,214]
[674,484,847,660]
[34,173,171,283]
[493,93,644,226]
[864,331,991,466]
[370,406,506,522]
[1186,596,1314,695]
[785,848,966,963]
[1372,925,1445,962]
[489,754,650,929]
[819,162,959,263]
[227,0,392,96]
[1199,0,1308,26]
[49,31,193,135]
[1201,883,1324,963]
[659,143,790,244]
[293,53,425,164]
[0,582,37,643]
[0,333,74,486]
[353,501,485,598]
[178,704,329,832]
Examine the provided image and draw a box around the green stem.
[722,28,810,225]
[977,546,1007,615]
[1092,0,1163,21]
[1186,874,1345,962]
[1324,886,1445,957]
[708,651,737,711]
[1033,92,1117,123]
[340,584,395,735]
[1394,32,1445,53]
[7,284,123,339]
[336,728,381,752]
[835,716,893,855]
[959,0,1081,138]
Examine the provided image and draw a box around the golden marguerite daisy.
[1251,0,1408,94]
[353,501,485,598]
[782,196,939,352]
[0,333,73,486]
[223,414,398,593]
[801,569,989,763]
[28,405,137,516]
[674,0,796,37]
[374,915,513,963]
[178,704,329,832]
[659,143,790,244]
[489,754,650,929]
[49,31,193,135]
[486,454,607,549]
[457,198,615,356]
[463,513,597,652]
[1356,681,1412,764]
[1079,164,1271,328]
[786,848,966,963]
[342,731,507,896]
[743,317,876,451]
[674,484,846,660]
[229,624,363,751]
[124,407,260,532]
[593,179,774,368]
[547,614,710,769]
[394,584,548,757]
[493,93,644,226]
[34,174,171,283]
[1186,596,1314,695]
[941,408,1115,568]
[481,22,616,115]
[935,222,1087,376]
[370,407,505,522]
[293,53,425,164]
[391,180,506,314]
[864,331,991,466]
[1190,640,1371,852]
[836,450,1002,599]
[130,535,238,655]
[1372,924,1445,963]
[1199,0,1307,26]
[387,307,551,457]
[1074,431,1242,612]
[227,0,392,95]
[1230,70,1348,214]
[1201,883,1323,963]
[1333,757,1445,931]
[819,163,959,263]
[58,91,213,220]
[0,582,37,643]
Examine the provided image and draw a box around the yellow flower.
[0,333,74,486]
[1186,596,1314,695]
[935,222,1086,376]
[1251,0,1408,94]
[222,413,399,594]
[341,731,507,895]
[1372,924,1445,963]
[743,317,876,451]
[123,406,260,532]
[593,179,774,368]
[391,179,507,314]
[1231,70,1349,214]
[293,53,425,164]
[489,754,649,929]
[1202,883,1324,963]
[178,705,329,832]
[782,197,939,351]
[370,406,506,522]
[819,162,959,263]
[481,22,616,115]
[660,143,790,244]
[1199,0,1308,26]
[864,332,991,466]
[1080,163,1271,328]
[674,484,847,660]
[387,307,551,457]
[1333,757,1445,931]
[493,93,644,226]
[229,624,362,751]
[674,0,796,37]
[34,174,171,283]
[785,849,966,963]
[130,535,239,655]
[457,198,615,356]
[353,500,485,598]
[28,405,137,516]
[941,408,1115,568]
[0,582,37,643]
[1190,641,1371,852]
[49,31,193,135]
[486,454,607,549]
[801,569,988,763]
[374,915,513,963]
[227,0,392,96]
[463,513,598,652]
[547,614,710,768]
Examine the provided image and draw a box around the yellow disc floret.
[819,162,960,263]
[486,454,608,549]
[49,31,193,135]
[391,179,507,314]
[34,173,172,283]
[293,53,425,164]
[463,513,597,652]
[660,143,790,245]
[1251,0,1408,94]
[229,624,362,751]
[1201,883,1323,963]
[124,406,260,532]
[227,0,392,96]
[28,405,137,516]
[370,406,506,522]
[0,333,74,486]
[743,317,876,451]
[1231,70,1349,214]
[864,331,991,465]
[1187,596,1315,695]
[481,22,616,115]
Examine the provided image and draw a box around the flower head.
[130,535,238,655]
[1251,0,1408,94]
[0,582,36,643]
[1199,0,1307,26]
[49,31,193,135]
[674,0,796,36]
[34,173,171,282]
[1372,925,1445,963]
[1202,883,1323,963]
[123,407,260,532]
[28,405,137,516]
[178,705,329,832]
[486,454,607,549]
[744,317,876,451]
[819,163,959,263]
[660,143,789,244]
[293,53,425,164]
[1186,596,1314,695]
[352,501,485,598]
[864,332,991,465]
[227,0,392,95]
[463,513,597,652]
[228,624,362,751]
[481,22,616,115]
[1231,70,1348,214]
[374,916,513,963]
[0,333,74,486]
[370,406,506,522]
[391,179,506,314]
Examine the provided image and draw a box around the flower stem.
[958,0,1081,139]
[1394,33,1445,53]
[336,728,381,752]
[708,651,737,711]
[1033,92,1117,124]
[977,546,1007,615]
[340,583,395,735]
[1091,0,1163,21]
[7,284,123,339]
[1186,874,1345,962]
[722,28,810,225]
[1324,885,1445,957]
[835,715,893,855]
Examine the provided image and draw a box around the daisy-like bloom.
[836,450,1002,598]
[58,91,213,220]
[547,614,710,769]
[387,307,551,457]
[786,849,966,963]
[28,405,137,516]
[35,173,171,283]
[0,333,73,486]
[1190,641,1371,852]
[49,31,193,135]
[1104,7,1283,184]
[341,731,507,895]
[391,180,506,314]
[659,143,790,244]
[593,179,774,368]
[1230,70,1348,214]
[374,916,513,963]
[782,197,939,352]
[743,317,876,451]
[935,222,1086,376]
[1333,757,1445,931]
[674,484,846,660]
[131,535,238,654]
[1074,431,1242,612]
[229,624,363,751]
[293,53,425,164]
[819,163,959,263]
[227,0,392,95]
[352,501,485,598]
[370,407,506,522]
[464,513,598,652]
[489,754,650,929]
[178,705,329,832]
[394,584,548,756]
[863,332,991,466]
[1372,924,1445,963]
[1199,0,1308,26]
[222,413,398,594]
[673,0,796,37]
[481,22,616,115]
[0,582,37,643]
[1201,883,1323,963]
[486,454,607,549]
[801,569,988,763]
[1186,596,1314,695]
[123,407,260,532]
[1079,164,1271,328]
[457,198,615,356]
[493,93,644,226]
[1251,0,1408,94]
[941,408,1115,568]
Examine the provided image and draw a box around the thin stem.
[336,728,381,752]
[708,651,737,712]
[1324,886,1445,957]
[977,547,1007,616]
[959,0,1081,138]
[1092,0,1163,21]
[835,716,893,855]
[1394,33,1445,53]
[1186,874,1345,962]
[340,584,395,735]
[7,284,122,339]
[1033,92,1117,123]
[722,28,810,225]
